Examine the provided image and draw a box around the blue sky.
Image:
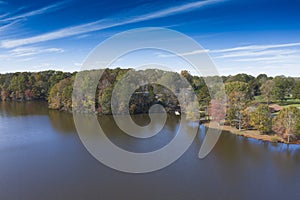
[0,0,299,76]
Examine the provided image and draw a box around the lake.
[1,101,300,200]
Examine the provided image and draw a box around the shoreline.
[2,101,300,144]
[204,122,300,145]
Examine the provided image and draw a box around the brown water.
[0,101,300,200]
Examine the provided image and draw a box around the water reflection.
[48,110,76,134]
[0,102,300,199]
[0,101,48,116]
[97,114,180,153]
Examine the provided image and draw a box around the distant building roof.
[269,104,283,112]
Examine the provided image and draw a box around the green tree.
[272,76,295,102]
[225,73,255,83]
[225,81,253,101]
[8,73,28,100]
[253,74,269,95]
[292,81,300,99]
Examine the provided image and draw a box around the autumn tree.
[250,104,272,134]
[260,80,274,105]
[48,78,74,111]
[98,86,113,114]
[180,70,193,85]
[225,81,253,130]
[227,91,251,130]
[273,106,300,143]
[208,99,226,125]
[225,81,253,100]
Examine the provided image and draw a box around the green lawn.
[254,95,265,103]
[282,104,300,109]
[254,96,300,109]
[281,98,300,109]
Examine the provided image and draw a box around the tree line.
[0,71,73,102]
[1,69,300,142]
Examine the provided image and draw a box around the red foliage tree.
[209,99,226,125]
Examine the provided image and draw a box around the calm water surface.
[0,102,300,200]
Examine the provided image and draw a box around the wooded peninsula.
[1,69,300,143]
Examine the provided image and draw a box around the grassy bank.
[204,122,300,144]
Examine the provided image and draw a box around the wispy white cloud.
[0,1,68,23]
[212,42,300,62]
[155,49,210,58]
[0,19,22,32]
[0,0,225,48]
[211,42,300,53]
[11,47,64,57]
[210,42,300,76]
[0,13,9,18]
[216,49,299,58]
[0,1,69,41]
[0,46,64,60]
[233,54,299,63]
[128,0,224,23]
[156,42,300,60]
